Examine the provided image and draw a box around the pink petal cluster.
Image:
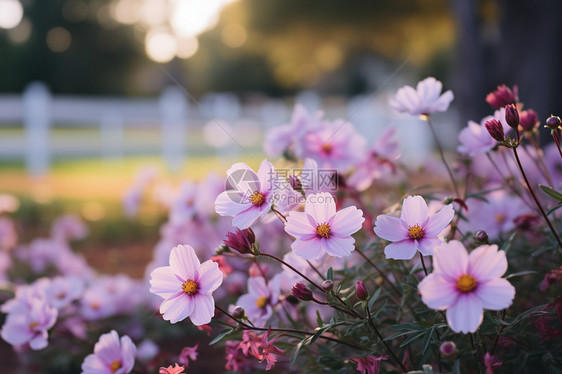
[159,363,185,374]
[216,159,289,229]
[149,244,223,325]
[285,192,364,259]
[235,276,280,326]
[457,116,497,157]
[418,241,515,333]
[374,196,454,260]
[347,127,401,191]
[178,343,198,369]
[225,328,285,371]
[351,354,388,374]
[390,77,454,116]
[81,330,136,374]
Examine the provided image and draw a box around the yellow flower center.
[456,274,478,293]
[91,302,101,310]
[249,191,265,206]
[496,213,505,223]
[316,223,331,239]
[29,322,38,330]
[256,296,268,308]
[408,225,423,240]
[182,280,199,296]
[110,360,122,373]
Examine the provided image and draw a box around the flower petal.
[475,278,515,311]
[285,211,316,238]
[231,206,265,229]
[400,196,429,226]
[418,274,458,310]
[189,294,215,326]
[424,204,454,237]
[330,206,364,236]
[291,238,322,260]
[170,245,200,279]
[417,237,443,256]
[446,293,483,334]
[323,236,355,257]
[215,190,250,216]
[160,294,194,324]
[149,266,180,299]
[374,215,408,242]
[256,159,275,192]
[468,244,508,282]
[197,260,223,294]
[384,240,417,260]
[433,240,468,282]
[305,193,336,223]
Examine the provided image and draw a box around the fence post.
[23,82,51,176]
[159,86,188,174]
[100,114,124,161]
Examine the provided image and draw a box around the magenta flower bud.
[519,109,539,132]
[289,175,303,191]
[231,306,245,319]
[223,228,256,254]
[439,341,457,357]
[484,119,505,142]
[513,213,540,231]
[475,230,489,243]
[321,280,334,292]
[292,283,313,301]
[356,280,368,300]
[486,84,518,109]
[504,104,520,130]
[546,115,561,130]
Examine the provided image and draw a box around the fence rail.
[0,82,442,176]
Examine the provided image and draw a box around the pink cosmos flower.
[284,192,364,260]
[457,116,497,157]
[484,352,503,374]
[264,104,323,158]
[351,354,388,374]
[235,276,280,326]
[159,364,185,374]
[374,195,454,260]
[178,343,198,369]
[81,330,136,374]
[258,328,285,371]
[150,244,223,325]
[299,119,367,172]
[418,240,515,333]
[347,127,401,191]
[390,77,454,116]
[215,159,287,229]
[51,214,88,242]
[1,296,57,350]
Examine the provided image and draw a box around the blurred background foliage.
[0,0,560,121]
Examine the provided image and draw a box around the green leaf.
[316,310,323,328]
[209,328,234,345]
[540,185,562,202]
[327,267,334,281]
[547,203,562,216]
[368,287,382,310]
[290,338,307,367]
[421,326,435,355]
[505,270,536,279]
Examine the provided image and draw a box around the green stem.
[513,147,562,249]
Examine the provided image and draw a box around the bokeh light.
[176,36,199,59]
[0,0,24,30]
[46,27,72,53]
[170,0,234,38]
[221,23,247,48]
[6,17,31,44]
[145,30,177,62]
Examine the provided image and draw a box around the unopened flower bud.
[546,115,561,130]
[356,280,368,301]
[475,230,488,243]
[439,341,457,358]
[321,280,334,292]
[504,104,520,130]
[484,119,505,142]
[514,213,540,231]
[232,306,245,319]
[223,228,256,254]
[292,283,313,301]
[289,175,303,191]
[519,109,539,132]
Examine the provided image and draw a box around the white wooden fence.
[0,82,441,176]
